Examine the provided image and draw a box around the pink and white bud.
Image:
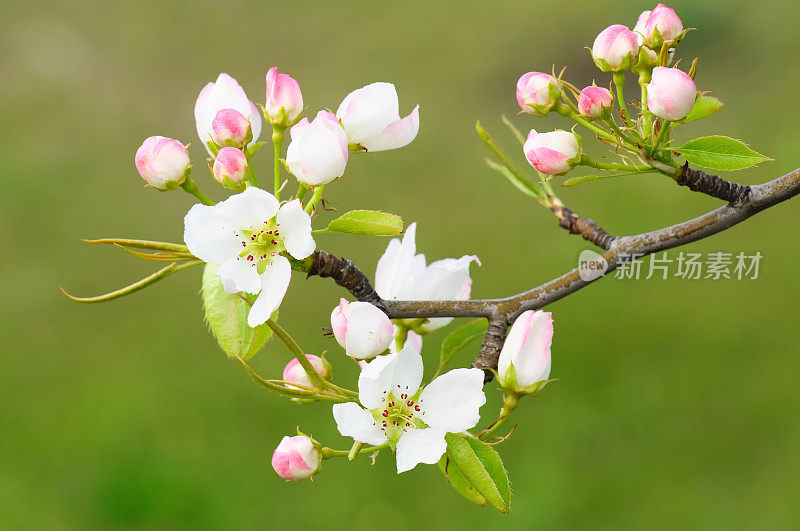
[271,435,321,481]
[634,4,683,47]
[330,299,394,359]
[516,72,561,116]
[283,354,332,389]
[212,147,249,187]
[498,310,553,395]
[646,66,696,121]
[195,73,262,154]
[286,111,349,186]
[134,136,190,190]
[211,108,251,147]
[336,82,419,152]
[592,25,640,72]
[265,67,304,127]
[578,86,614,119]
[523,130,582,175]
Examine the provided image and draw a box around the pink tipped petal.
[330,298,349,348]
[363,105,420,152]
[247,255,291,327]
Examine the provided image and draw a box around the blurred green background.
[3,0,800,528]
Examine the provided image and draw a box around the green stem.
[321,442,390,459]
[245,150,258,188]
[652,120,672,152]
[265,318,359,400]
[580,155,651,172]
[639,80,652,141]
[296,183,308,203]
[304,185,325,214]
[602,117,639,148]
[180,177,214,206]
[272,124,286,200]
[479,393,519,441]
[556,103,639,154]
[612,72,632,124]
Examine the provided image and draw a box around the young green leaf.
[438,455,487,506]
[319,210,403,236]
[684,95,723,122]
[673,135,771,171]
[201,264,273,360]
[438,318,488,372]
[445,432,511,513]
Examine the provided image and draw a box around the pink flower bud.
[578,86,614,119]
[212,146,248,187]
[265,67,304,126]
[271,435,321,481]
[516,72,561,116]
[523,130,582,175]
[330,299,394,359]
[282,355,332,389]
[195,73,261,154]
[634,4,683,47]
[646,66,696,121]
[211,108,251,147]
[134,136,190,190]
[286,111,349,186]
[592,24,640,72]
[498,310,553,395]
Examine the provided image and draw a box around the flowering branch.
[307,166,800,379]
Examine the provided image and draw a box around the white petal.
[362,105,420,152]
[374,222,426,300]
[410,254,479,300]
[183,203,238,264]
[215,187,279,231]
[395,428,447,473]
[332,402,388,446]
[419,368,486,433]
[336,82,400,146]
[276,199,315,259]
[357,352,398,409]
[390,345,424,397]
[217,257,261,294]
[247,255,291,327]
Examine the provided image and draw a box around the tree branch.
[307,167,800,381]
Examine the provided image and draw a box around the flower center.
[370,386,426,444]
[237,219,286,275]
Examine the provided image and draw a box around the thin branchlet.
[307,167,800,382]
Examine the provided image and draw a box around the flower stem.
[304,185,325,214]
[272,124,286,200]
[180,177,214,206]
[479,393,519,441]
[265,318,358,400]
[602,117,639,148]
[245,150,258,188]
[556,104,639,154]
[612,72,632,124]
[652,120,672,152]
[579,155,651,172]
[321,442,389,459]
[296,183,308,203]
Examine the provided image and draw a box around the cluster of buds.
[513,3,698,178]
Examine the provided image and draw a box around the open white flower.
[375,222,479,332]
[332,346,486,473]
[183,187,314,327]
[195,73,262,154]
[336,82,419,152]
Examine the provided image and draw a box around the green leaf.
[476,121,545,200]
[438,455,487,506]
[673,135,771,171]
[319,210,403,236]
[438,318,488,372]
[445,433,511,513]
[684,95,723,122]
[201,264,272,360]
[485,158,541,199]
